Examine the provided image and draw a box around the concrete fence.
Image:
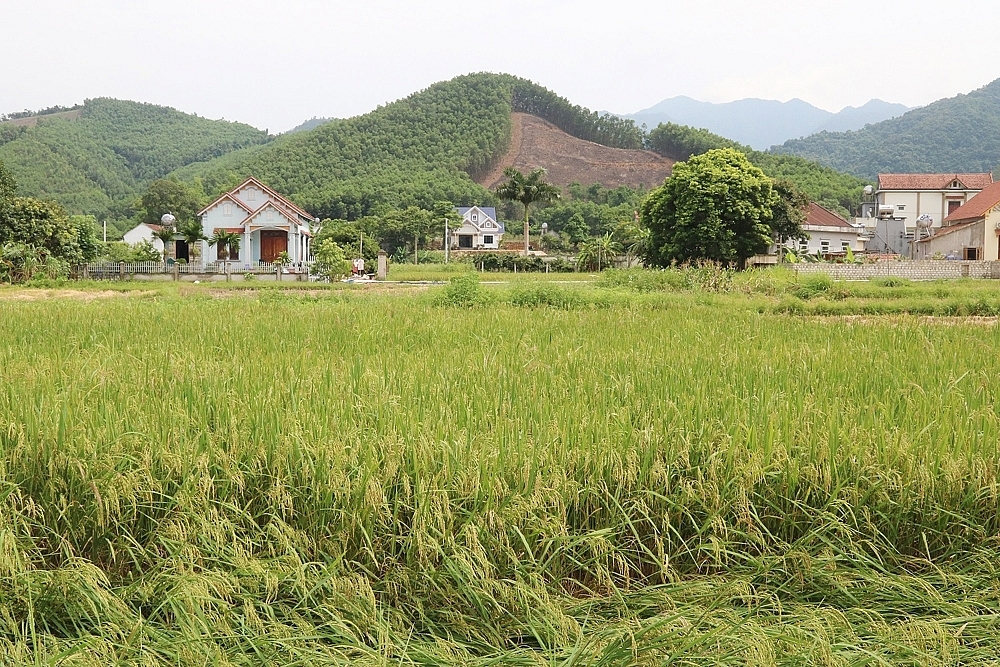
[794,261,1000,281]
[77,261,311,282]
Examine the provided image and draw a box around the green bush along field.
[2,286,1000,664]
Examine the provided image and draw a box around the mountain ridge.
[623,96,910,150]
[773,78,1000,178]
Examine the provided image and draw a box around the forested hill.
[174,73,645,220]
[773,78,1000,178]
[647,123,869,217]
[0,98,270,216]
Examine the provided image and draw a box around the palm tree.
[494,167,560,256]
[577,233,622,272]
[152,226,176,263]
[179,221,207,266]
[209,230,241,263]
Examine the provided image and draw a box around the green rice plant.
[2,286,1000,664]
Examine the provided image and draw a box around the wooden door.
[260,231,288,262]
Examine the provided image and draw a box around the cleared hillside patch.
[480,113,674,191]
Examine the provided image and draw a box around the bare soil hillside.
[479,113,673,190]
[1,109,83,127]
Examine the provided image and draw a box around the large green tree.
[0,160,99,267]
[494,167,560,255]
[641,148,782,269]
[138,178,204,225]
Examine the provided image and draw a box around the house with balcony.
[451,206,504,250]
[874,173,993,234]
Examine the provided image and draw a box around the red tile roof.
[804,202,854,229]
[878,173,993,190]
[943,180,1000,224]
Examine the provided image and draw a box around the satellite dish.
[916,214,933,229]
[161,213,177,227]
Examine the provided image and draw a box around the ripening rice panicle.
[2,282,1000,664]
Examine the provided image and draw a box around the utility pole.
[103,220,107,243]
[444,218,449,264]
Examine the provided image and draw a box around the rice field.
[2,279,1000,665]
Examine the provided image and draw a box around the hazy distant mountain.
[286,117,337,134]
[774,78,1000,179]
[624,96,910,150]
[811,99,911,134]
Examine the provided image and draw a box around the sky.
[2,0,998,133]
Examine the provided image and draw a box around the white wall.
[879,190,980,231]
[789,227,864,255]
[123,224,164,252]
[233,184,273,212]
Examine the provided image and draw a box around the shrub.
[792,273,834,299]
[870,276,912,288]
[437,273,487,307]
[508,282,582,309]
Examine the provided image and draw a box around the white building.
[198,177,314,266]
[122,223,166,253]
[791,203,866,256]
[875,173,993,233]
[916,181,1000,261]
[451,206,504,250]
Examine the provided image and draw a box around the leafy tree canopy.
[0,98,269,218]
[177,74,641,222]
[641,148,787,269]
[138,178,205,225]
[647,122,868,217]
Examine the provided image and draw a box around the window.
[266,208,274,221]
[842,241,850,252]
[458,235,473,249]
[247,188,256,202]
[952,180,962,189]
[799,240,808,252]
[897,205,905,211]
[472,214,478,222]
[483,235,494,245]
[820,240,831,253]
[965,247,979,261]
[223,203,232,217]
[948,200,962,215]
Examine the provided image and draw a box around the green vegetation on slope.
[647,122,869,216]
[177,73,645,220]
[3,286,1000,664]
[0,98,270,216]
[774,78,1000,178]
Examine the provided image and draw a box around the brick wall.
[793,261,1000,281]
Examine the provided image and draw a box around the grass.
[386,262,591,283]
[3,276,1000,664]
